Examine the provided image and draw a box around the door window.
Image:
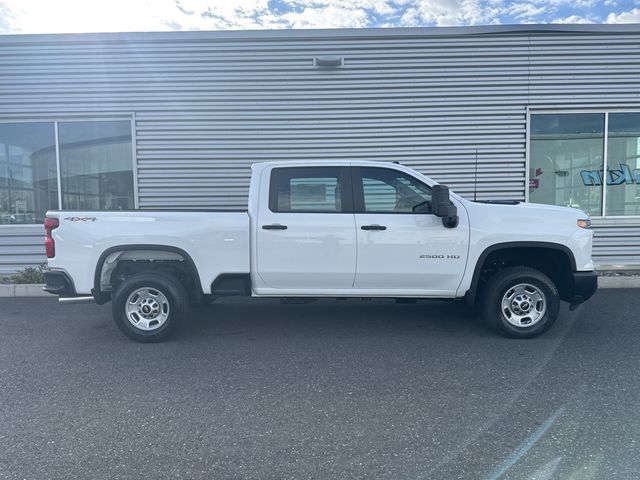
[359,167,432,213]
[269,167,347,213]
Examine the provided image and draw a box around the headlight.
[577,219,591,229]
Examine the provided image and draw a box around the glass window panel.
[271,167,342,213]
[0,190,7,224]
[361,167,432,213]
[529,114,604,216]
[605,113,640,216]
[289,177,339,211]
[7,164,34,189]
[362,178,398,211]
[0,160,8,188]
[59,120,134,211]
[0,122,57,224]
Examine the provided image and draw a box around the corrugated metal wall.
[1,25,639,273]
[0,226,44,274]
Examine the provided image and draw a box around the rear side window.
[269,167,348,213]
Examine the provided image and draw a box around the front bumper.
[569,271,598,305]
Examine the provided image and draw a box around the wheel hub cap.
[125,287,170,331]
[501,283,546,328]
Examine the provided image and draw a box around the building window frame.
[526,107,640,220]
[0,115,138,225]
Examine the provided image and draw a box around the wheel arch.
[93,244,203,304]
[464,241,577,306]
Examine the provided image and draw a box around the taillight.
[44,217,59,258]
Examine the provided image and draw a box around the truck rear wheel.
[111,271,188,342]
[482,266,560,338]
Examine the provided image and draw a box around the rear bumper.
[570,271,598,305]
[43,270,76,296]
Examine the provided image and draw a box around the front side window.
[360,167,432,213]
[0,123,58,224]
[270,167,344,213]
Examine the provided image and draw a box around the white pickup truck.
[44,161,597,342]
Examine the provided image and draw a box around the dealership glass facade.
[0,123,58,224]
[530,112,640,217]
[606,113,640,216]
[0,120,134,224]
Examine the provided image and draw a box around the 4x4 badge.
[64,216,96,222]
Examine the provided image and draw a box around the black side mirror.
[431,184,458,228]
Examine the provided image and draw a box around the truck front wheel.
[482,266,560,338]
[111,272,188,342]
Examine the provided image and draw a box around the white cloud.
[178,0,287,29]
[0,0,171,33]
[400,0,489,27]
[278,0,402,28]
[552,14,596,23]
[0,0,406,33]
[281,5,371,28]
[0,0,295,33]
[285,0,396,16]
[606,7,640,23]
[0,0,637,34]
[0,3,15,32]
[507,2,548,19]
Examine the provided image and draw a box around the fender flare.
[464,241,577,306]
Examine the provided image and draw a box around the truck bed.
[46,210,250,295]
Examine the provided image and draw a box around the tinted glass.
[59,121,133,210]
[0,122,58,224]
[605,113,640,216]
[529,114,604,216]
[270,167,343,213]
[360,168,431,213]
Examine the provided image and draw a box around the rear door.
[255,166,357,291]
[352,166,469,294]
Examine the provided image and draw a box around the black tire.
[482,266,560,339]
[111,271,188,343]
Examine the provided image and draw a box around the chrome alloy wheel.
[500,283,547,328]
[125,287,170,331]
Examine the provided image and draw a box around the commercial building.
[1,24,639,272]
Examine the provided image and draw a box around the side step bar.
[58,296,95,305]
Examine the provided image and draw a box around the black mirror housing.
[431,184,459,228]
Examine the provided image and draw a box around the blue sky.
[0,0,639,34]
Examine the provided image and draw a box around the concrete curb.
[0,276,638,298]
[598,276,640,289]
[0,284,50,298]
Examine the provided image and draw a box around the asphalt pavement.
[0,290,638,479]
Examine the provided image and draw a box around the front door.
[255,166,357,292]
[352,166,469,295]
